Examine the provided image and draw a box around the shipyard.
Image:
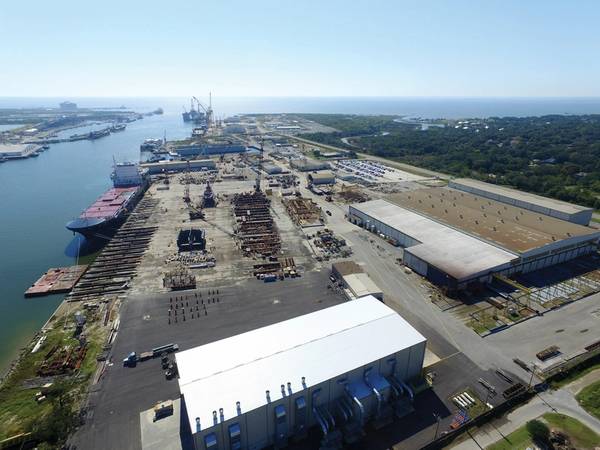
[2,97,600,450]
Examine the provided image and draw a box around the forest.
[298,114,600,210]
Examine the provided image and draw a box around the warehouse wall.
[348,206,421,248]
[190,343,426,450]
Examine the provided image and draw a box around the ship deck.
[81,187,138,219]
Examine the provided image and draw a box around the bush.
[526,419,550,444]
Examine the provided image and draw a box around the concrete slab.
[140,398,182,450]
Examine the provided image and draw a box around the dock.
[25,265,88,298]
[65,197,159,303]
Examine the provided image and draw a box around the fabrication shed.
[308,170,335,185]
[331,260,364,279]
[141,159,216,174]
[349,193,600,290]
[449,178,593,226]
[290,159,330,172]
[177,296,426,450]
[342,273,383,301]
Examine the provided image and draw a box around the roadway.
[451,376,600,449]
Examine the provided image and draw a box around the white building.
[177,296,426,450]
[112,162,145,187]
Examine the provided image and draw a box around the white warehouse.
[176,296,426,450]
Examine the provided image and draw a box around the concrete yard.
[70,272,346,450]
[65,133,600,450]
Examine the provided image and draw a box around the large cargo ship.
[66,163,147,239]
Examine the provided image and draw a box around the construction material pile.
[336,186,369,203]
[311,229,352,260]
[283,197,323,227]
[163,268,196,290]
[37,345,87,376]
[165,251,215,268]
[232,191,281,258]
[252,257,298,281]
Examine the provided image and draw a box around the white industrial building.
[449,178,593,225]
[177,296,426,450]
[349,194,600,290]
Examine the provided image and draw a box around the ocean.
[1,96,600,373]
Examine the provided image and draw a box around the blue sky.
[1,0,599,97]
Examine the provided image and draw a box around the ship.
[140,138,163,152]
[69,127,111,141]
[111,123,127,132]
[181,95,213,128]
[66,162,148,239]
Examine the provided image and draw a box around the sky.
[1,0,600,97]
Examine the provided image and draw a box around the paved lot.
[70,271,345,450]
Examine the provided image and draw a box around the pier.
[24,265,88,297]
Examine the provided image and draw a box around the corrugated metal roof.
[176,296,425,434]
[451,178,592,215]
[351,199,517,280]
[387,188,600,254]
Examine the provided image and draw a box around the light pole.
[432,413,441,441]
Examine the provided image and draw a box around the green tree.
[526,419,550,445]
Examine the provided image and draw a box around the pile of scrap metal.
[312,229,352,260]
[232,191,281,258]
[283,196,323,227]
[37,345,88,376]
[337,186,370,203]
[163,268,196,290]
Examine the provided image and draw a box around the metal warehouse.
[175,144,247,157]
[348,194,600,289]
[140,159,216,174]
[308,170,336,185]
[290,159,330,172]
[449,178,593,225]
[341,273,383,301]
[176,296,426,450]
